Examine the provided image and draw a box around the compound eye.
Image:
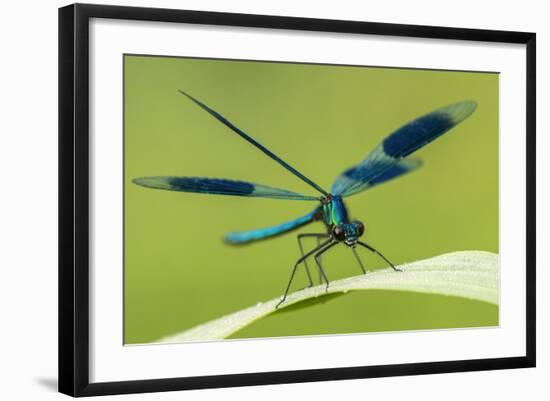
[355,222,364,236]
[333,226,345,241]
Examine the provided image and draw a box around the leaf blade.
[156,250,498,343]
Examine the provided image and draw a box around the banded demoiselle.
[134,91,477,307]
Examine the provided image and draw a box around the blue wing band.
[334,158,422,195]
[382,101,477,158]
[178,90,329,197]
[332,100,476,197]
[369,158,422,185]
[225,209,319,244]
[133,176,319,201]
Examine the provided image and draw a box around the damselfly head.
[332,221,365,246]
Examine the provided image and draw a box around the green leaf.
[156,250,498,343]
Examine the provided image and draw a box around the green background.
[124,55,499,344]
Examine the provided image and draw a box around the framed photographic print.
[58,3,536,397]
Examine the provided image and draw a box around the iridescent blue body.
[322,195,349,226]
[133,90,477,306]
[320,195,364,246]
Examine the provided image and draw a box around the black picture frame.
[59,3,536,397]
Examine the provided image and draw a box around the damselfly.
[134,91,477,307]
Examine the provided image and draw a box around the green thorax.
[322,196,350,227]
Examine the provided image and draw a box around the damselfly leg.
[351,247,368,274]
[277,237,333,308]
[316,236,323,284]
[313,241,339,291]
[297,233,330,287]
[357,241,401,272]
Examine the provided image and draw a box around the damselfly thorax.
[317,195,365,246]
